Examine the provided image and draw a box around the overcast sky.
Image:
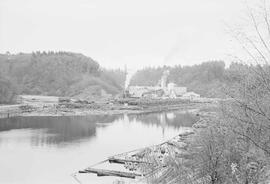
[0,0,256,69]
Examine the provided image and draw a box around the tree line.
[130,61,250,98]
[0,51,125,103]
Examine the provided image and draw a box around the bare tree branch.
[249,8,270,57]
[262,0,270,37]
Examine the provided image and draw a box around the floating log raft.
[79,168,142,179]
[76,129,196,182]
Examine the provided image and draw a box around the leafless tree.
[225,0,270,155]
[221,1,270,183]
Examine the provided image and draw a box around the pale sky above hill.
[0,0,260,69]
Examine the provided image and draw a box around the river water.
[0,110,198,184]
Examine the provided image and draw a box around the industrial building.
[126,70,200,99]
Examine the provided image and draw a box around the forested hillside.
[130,61,246,98]
[0,52,125,103]
[0,51,250,103]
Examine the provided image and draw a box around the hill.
[0,51,125,103]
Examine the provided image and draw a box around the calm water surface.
[0,111,198,184]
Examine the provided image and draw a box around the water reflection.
[0,115,118,146]
[128,111,198,128]
[127,111,198,139]
[0,111,198,147]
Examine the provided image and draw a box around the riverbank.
[0,95,220,119]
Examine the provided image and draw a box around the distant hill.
[0,51,125,103]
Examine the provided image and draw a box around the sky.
[0,0,255,70]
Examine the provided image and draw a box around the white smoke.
[160,70,170,88]
[124,68,136,90]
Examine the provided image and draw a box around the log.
[78,168,142,179]
[108,157,151,164]
[178,131,194,136]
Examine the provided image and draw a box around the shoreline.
[0,95,219,119]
